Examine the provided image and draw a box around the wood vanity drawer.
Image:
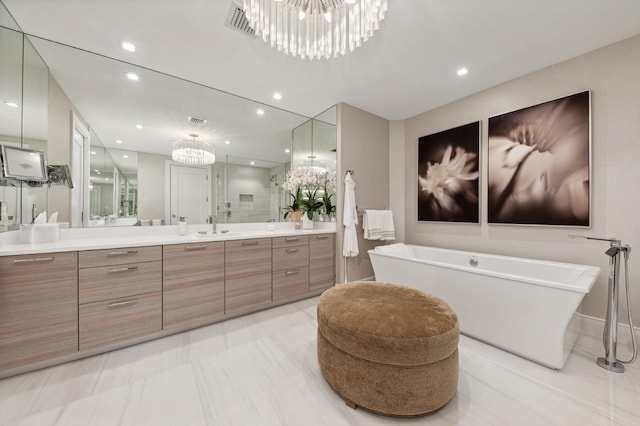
[79,260,162,304]
[163,242,225,330]
[272,235,308,248]
[273,266,310,302]
[0,251,79,371]
[79,292,162,351]
[79,245,162,268]
[225,238,272,316]
[310,233,335,291]
[272,245,309,271]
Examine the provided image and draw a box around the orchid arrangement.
[283,167,336,220]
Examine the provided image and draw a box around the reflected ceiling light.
[457,67,468,76]
[127,72,139,81]
[4,101,18,108]
[257,109,265,116]
[123,155,129,159]
[250,161,255,165]
[122,42,136,52]
[224,140,231,145]
[285,148,290,153]
[273,92,282,100]
[172,133,216,166]
[242,0,387,60]
[91,151,97,155]
[136,124,143,129]
[115,140,123,144]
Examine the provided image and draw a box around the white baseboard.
[579,313,640,350]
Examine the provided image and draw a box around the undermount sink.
[193,232,240,238]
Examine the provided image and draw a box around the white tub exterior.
[368,244,600,369]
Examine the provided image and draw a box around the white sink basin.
[193,232,240,238]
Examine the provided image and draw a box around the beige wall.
[336,103,389,283]
[401,34,640,322]
[137,152,170,222]
[47,75,86,224]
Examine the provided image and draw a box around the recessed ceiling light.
[250,161,255,165]
[115,140,123,144]
[272,92,282,100]
[4,101,18,108]
[285,148,290,153]
[224,140,231,145]
[136,124,143,129]
[122,42,136,52]
[456,67,468,77]
[256,109,265,116]
[127,72,139,81]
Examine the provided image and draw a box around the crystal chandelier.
[242,0,387,60]
[172,133,216,165]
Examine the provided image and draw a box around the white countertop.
[0,222,337,256]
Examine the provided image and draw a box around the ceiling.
[4,0,640,132]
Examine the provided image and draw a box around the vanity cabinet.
[78,246,162,351]
[0,252,78,371]
[309,233,335,292]
[163,242,224,331]
[272,236,310,302]
[225,238,272,316]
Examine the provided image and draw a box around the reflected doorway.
[167,163,211,225]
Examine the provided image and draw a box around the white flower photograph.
[488,91,590,226]
[418,122,480,222]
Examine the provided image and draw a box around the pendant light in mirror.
[172,133,215,165]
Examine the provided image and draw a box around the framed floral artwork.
[488,91,590,226]
[417,121,480,222]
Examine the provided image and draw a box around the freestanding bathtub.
[368,244,600,369]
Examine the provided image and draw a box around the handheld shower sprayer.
[569,234,636,372]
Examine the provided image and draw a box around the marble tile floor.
[1,296,639,426]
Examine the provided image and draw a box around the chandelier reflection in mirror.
[172,133,216,166]
[242,0,387,60]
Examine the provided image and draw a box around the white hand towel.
[363,210,395,241]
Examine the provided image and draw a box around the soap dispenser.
[178,216,187,236]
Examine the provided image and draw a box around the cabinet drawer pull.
[108,250,139,256]
[285,248,299,253]
[107,265,139,273]
[108,299,138,308]
[13,256,55,263]
[285,237,299,242]
[241,240,259,246]
[185,244,207,251]
[285,270,300,276]
[316,235,329,240]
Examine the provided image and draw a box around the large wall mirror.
[1,11,337,230]
[31,33,315,227]
[0,5,49,231]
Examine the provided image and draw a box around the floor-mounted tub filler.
[368,244,600,369]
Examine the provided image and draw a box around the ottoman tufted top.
[317,281,459,366]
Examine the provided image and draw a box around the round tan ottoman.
[317,281,459,417]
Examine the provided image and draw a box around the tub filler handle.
[469,256,478,267]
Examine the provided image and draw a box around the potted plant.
[284,186,303,222]
[300,185,324,228]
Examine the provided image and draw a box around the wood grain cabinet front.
[162,242,224,331]
[225,238,272,316]
[309,233,335,292]
[79,292,162,351]
[0,252,78,371]
[272,236,310,302]
[78,245,162,351]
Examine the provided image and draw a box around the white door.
[71,114,89,227]
[169,164,210,225]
